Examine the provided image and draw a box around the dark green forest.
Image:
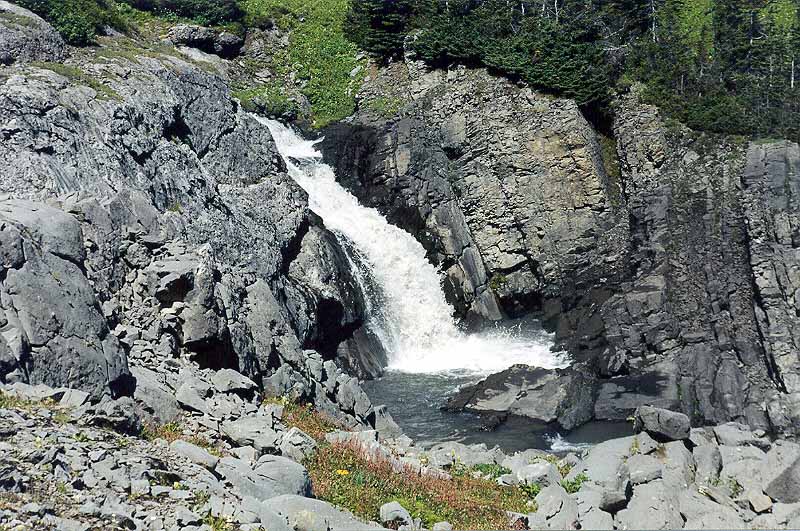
[347,0,800,141]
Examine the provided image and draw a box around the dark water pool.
[363,370,631,454]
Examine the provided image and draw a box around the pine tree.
[345,0,417,59]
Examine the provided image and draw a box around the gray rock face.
[0,200,131,398]
[633,406,691,441]
[323,59,800,434]
[0,1,65,65]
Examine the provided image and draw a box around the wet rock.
[445,365,597,430]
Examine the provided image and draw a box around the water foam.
[262,118,568,375]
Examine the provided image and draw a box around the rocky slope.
[0,0,384,435]
[320,55,800,437]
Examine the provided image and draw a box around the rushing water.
[262,119,596,451]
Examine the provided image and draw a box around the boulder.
[167,24,243,58]
[626,454,662,485]
[517,462,561,488]
[762,440,800,503]
[445,365,597,430]
[0,200,131,399]
[212,369,257,395]
[170,440,219,470]
[0,0,65,64]
[528,485,579,530]
[279,427,317,463]
[379,501,413,528]
[633,406,690,441]
[262,494,379,531]
[221,417,281,455]
[216,456,311,502]
[615,480,683,530]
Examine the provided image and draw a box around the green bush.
[117,0,242,26]
[16,0,122,45]
[345,0,415,59]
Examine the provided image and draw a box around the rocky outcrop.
[0,7,380,431]
[166,24,244,59]
[321,56,800,435]
[0,200,131,399]
[0,0,64,65]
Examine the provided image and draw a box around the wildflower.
[335,469,350,476]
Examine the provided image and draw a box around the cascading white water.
[262,118,568,374]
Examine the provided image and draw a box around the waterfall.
[261,118,568,374]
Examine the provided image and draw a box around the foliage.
[345,0,799,142]
[305,442,534,529]
[117,0,242,26]
[345,0,415,59]
[233,82,299,117]
[472,463,512,480]
[15,0,122,45]
[141,421,183,442]
[239,0,365,127]
[561,472,588,494]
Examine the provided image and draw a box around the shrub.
[117,0,242,26]
[16,0,122,45]
[345,0,416,59]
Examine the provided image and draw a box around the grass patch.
[489,274,507,291]
[31,62,120,101]
[365,96,404,118]
[141,421,183,442]
[238,0,364,127]
[306,442,534,529]
[263,396,342,441]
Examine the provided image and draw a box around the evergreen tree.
[345,0,417,59]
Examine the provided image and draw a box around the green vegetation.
[306,442,533,528]
[118,0,242,26]
[15,0,123,45]
[141,421,183,442]
[365,96,405,118]
[238,0,365,127]
[264,395,537,528]
[489,274,507,291]
[234,81,299,116]
[561,472,588,494]
[472,463,512,480]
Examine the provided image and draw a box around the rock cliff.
[321,57,800,436]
